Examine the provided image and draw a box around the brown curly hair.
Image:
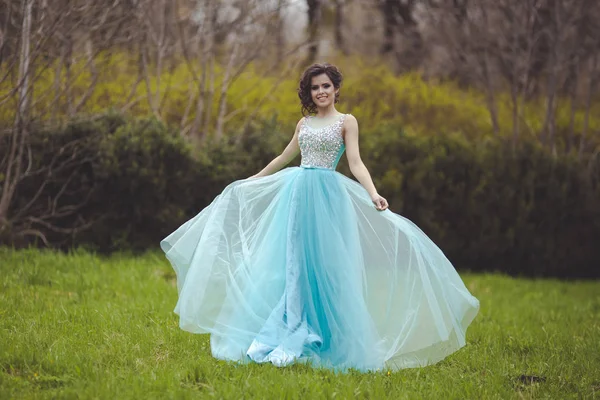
[297,63,343,116]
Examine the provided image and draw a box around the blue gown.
[160,114,479,372]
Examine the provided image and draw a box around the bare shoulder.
[343,113,359,132]
[295,116,307,131]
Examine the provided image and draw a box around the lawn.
[0,248,599,399]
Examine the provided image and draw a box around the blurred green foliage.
[361,125,600,278]
[1,54,599,153]
[3,113,599,278]
[2,112,286,252]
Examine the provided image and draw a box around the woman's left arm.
[344,115,389,211]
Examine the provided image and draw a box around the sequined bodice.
[298,114,346,170]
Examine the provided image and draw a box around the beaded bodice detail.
[298,114,346,170]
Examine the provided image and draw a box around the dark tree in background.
[306,0,322,64]
[422,0,600,153]
[333,0,346,54]
[0,0,291,241]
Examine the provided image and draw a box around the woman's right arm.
[249,118,304,178]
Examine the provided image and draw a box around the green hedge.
[2,114,283,251]
[2,114,599,278]
[361,127,600,278]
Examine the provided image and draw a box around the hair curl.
[297,63,343,116]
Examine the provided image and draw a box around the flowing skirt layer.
[160,167,479,372]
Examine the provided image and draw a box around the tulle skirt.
[160,166,479,372]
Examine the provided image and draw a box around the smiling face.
[310,73,338,109]
[297,63,343,115]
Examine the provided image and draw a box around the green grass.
[0,248,599,399]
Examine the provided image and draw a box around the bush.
[364,126,600,278]
[79,115,284,251]
[3,113,599,278]
[3,54,599,154]
[2,114,124,247]
[1,113,285,252]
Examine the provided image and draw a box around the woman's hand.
[371,193,389,211]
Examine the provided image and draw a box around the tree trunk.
[215,36,239,139]
[189,0,213,139]
[153,0,167,119]
[202,0,217,137]
[64,32,74,117]
[579,53,599,159]
[73,37,99,114]
[203,56,215,136]
[481,50,500,137]
[276,0,286,64]
[0,1,12,66]
[333,0,346,54]
[0,0,34,230]
[541,58,558,148]
[189,52,207,139]
[566,56,580,154]
[306,0,321,63]
[380,0,397,54]
[141,36,160,118]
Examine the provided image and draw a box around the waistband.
[300,165,334,171]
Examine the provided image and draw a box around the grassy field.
[0,248,598,399]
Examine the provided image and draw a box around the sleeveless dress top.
[298,114,346,170]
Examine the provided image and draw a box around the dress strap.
[302,115,311,129]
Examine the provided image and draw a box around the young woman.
[161,63,479,372]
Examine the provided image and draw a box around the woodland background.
[1,0,599,278]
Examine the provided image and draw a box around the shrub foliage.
[2,55,599,153]
[2,114,598,278]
